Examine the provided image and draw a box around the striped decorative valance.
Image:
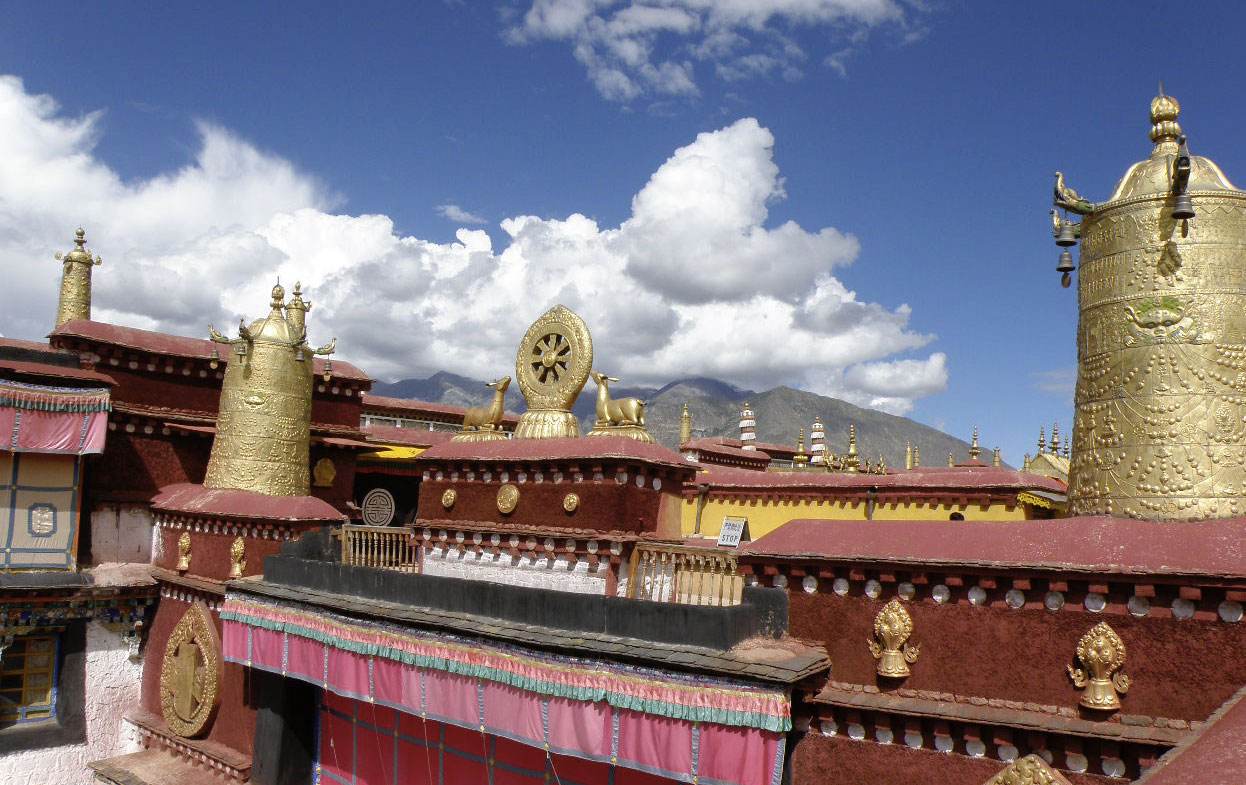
[0,380,110,413]
[0,380,110,454]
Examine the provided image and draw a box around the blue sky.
[2,1,1245,463]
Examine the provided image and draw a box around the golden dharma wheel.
[513,305,593,439]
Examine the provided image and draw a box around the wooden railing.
[340,524,419,572]
[626,544,742,606]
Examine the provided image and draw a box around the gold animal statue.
[591,371,645,426]
[462,377,510,431]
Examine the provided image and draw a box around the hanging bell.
[1171,190,1194,220]
[1057,249,1074,288]
[209,347,220,370]
[1055,221,1077,247]
[322,358,333,383]
[234,340,248,358]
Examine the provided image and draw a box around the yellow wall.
[682,495,1030,540]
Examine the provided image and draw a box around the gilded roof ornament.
[968,426,981,461]
[513,305,592,439]
[52,227,103,328]
[679,403,692,445]
[587,370,654,442]
[1068,621,1130,711]
[160,602,221,738]
[904,441,913,471]
[843,424,860,473]
[229,536,246,579]
[868,599,920,678]
[454,376,511,442]
[982,754,1071,785]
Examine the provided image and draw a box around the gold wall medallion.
[1068,621,1130,710]
[160,602,221,738]
[983,754,1070,785]
[513,305,593,439]
[205,282,335,497]
[176,531,191,573]
[497,483,520,514]
[229,536,246,579]
[868,598,920,678]
[1059,92,1246,520]
[562,492,579,513]
[441,488,457,509]
[312,457,337,487]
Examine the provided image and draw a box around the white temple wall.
[420,545,610,594]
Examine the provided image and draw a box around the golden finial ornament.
[176,531,191,573]
[948,451,955,468]
[969,426,981,461]
[205,281,335,496]
[904,441,913,471]
[454,377,511,442]
[993,447,1002,467]
[912,445,920,468]
[984,754,1070,785]
[1037,426,1045,454]
[513,305,593,439]
[587,371,654,442]
[844,424,860,473]
[794,428,808,466]
[1061,90,1246,519]
[868,599,920,678]
[229,537,246,579]
[52,227,103,328]
[1067,622,1130,711]
[679,403,693,445]
[312,457,336,487]
[1050,423,1060,456]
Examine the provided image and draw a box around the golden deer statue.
[591,371,645,426]
[459,376,510,436]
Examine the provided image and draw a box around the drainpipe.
[693,484,710,535]
[866,487,877,520]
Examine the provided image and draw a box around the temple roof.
[419,435,694,472]
[50,319,370,382]
[151,482,346,523]
[743,516,1246,579]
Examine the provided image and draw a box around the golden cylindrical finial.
[204,281,335,496]
[912,446,920,468]
[679,402,692,445]
[904,441,913,471]
[53,227,102,328]
[992,447,1002,467]
[844,424,859,472]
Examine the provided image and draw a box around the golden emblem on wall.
[229,536,246,579]
[176,531,191,573]
[586,370,654,443]
[497,483,520,514]
[1068,621,1130,710]
[562,492,579,513]
[312,457,337,487]
[513,305,593,439]
[868,598,920,678]
[441,488,457,509]
[160,602,221,738]
[452,376,511,442]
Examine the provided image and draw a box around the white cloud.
[508,0,919,101]
[0,75,945,414]
[436,203,488,224]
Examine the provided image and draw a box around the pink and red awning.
[0,380,109,455]
[223,593,788,785]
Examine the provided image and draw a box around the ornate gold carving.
[1064,92,1246,520]
[205,282,334,497]
[562,492,579,513]
[229,536,246,578]
[513,306,592,439]
[983,754,1071,785]
[53,227,102,328]
[441,488,457,509]
[176,531,191,573]
[312,457,337,487]
[159,602,221,738]
[496,483,520,514]
[586,370,654,443]
[1068,621,1130,711]
[868,599,920,678]
[454,377,511,442]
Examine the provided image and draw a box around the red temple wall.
[153,527,290,578]
[785,589,1246,721]
[140,594,256,755]
[90,431,211,502]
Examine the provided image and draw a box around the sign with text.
[717,516,749,547]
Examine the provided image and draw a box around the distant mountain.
[371,373,991,468]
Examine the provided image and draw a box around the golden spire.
[794,427,808,466]
[1037,426,1046,453]
[679,402,692,445]
[968,426,981,461]
[844,424,860,473]
[286,281,310,338]
[912,445,920,468]
[992,447,1002,467]
[1050,422,1061,455]
[948,451,955,468]
[204,281,336,496]
[904,441,913,471]
[1149,83,1182,150]
[53,227,102,328]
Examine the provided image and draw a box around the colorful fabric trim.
[0,380,110,413]
[222,593,791,733]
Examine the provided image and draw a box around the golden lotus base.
[451,427,509,443]
[1078,679,1122,711]
[874,650,912,679]
[514,409,580,439]
[586,424,655,443]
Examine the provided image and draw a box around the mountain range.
[371,372,989,468]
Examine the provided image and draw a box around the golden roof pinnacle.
[968,426,981,461]
[1149,83,1182,147]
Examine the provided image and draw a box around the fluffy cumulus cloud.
[507,0,920,101]
[0,75,946,414]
